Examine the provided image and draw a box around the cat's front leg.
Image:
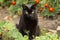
[19,29,27,36]
[35,25,40,36]
[29,31,34,40]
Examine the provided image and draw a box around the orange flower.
[35,0,40,4]
[11,1,16,5]
[49,7,54,12]
[45,3,49,8]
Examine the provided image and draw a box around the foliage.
[0,0,60,17]
[0,20,60,40]
[34,33,60,40]
[0,0,12,7]
[8,0,28,15]
[38,0,60,17]
[8,0,60,17]
[0,20,28,40]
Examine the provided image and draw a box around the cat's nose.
[30,14,33,17]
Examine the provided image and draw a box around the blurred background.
[0,0,60,40]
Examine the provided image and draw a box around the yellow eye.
[26,12,28,14]
[32,11,34,14]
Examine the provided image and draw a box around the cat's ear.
[22,4,27,10]
[31,3,37,9]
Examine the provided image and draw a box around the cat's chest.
[24,19,38,27]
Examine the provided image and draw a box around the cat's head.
[22,4,38,20]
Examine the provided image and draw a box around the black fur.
[16,4,40,40]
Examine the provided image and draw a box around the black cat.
[16,3,40,40]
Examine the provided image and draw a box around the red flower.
[49,7,54,12]
[45,3,49,8]
[35,0,40,4]
[11,1,16,5]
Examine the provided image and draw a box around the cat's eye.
[32,11,34,14]
[26,12,28,14]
